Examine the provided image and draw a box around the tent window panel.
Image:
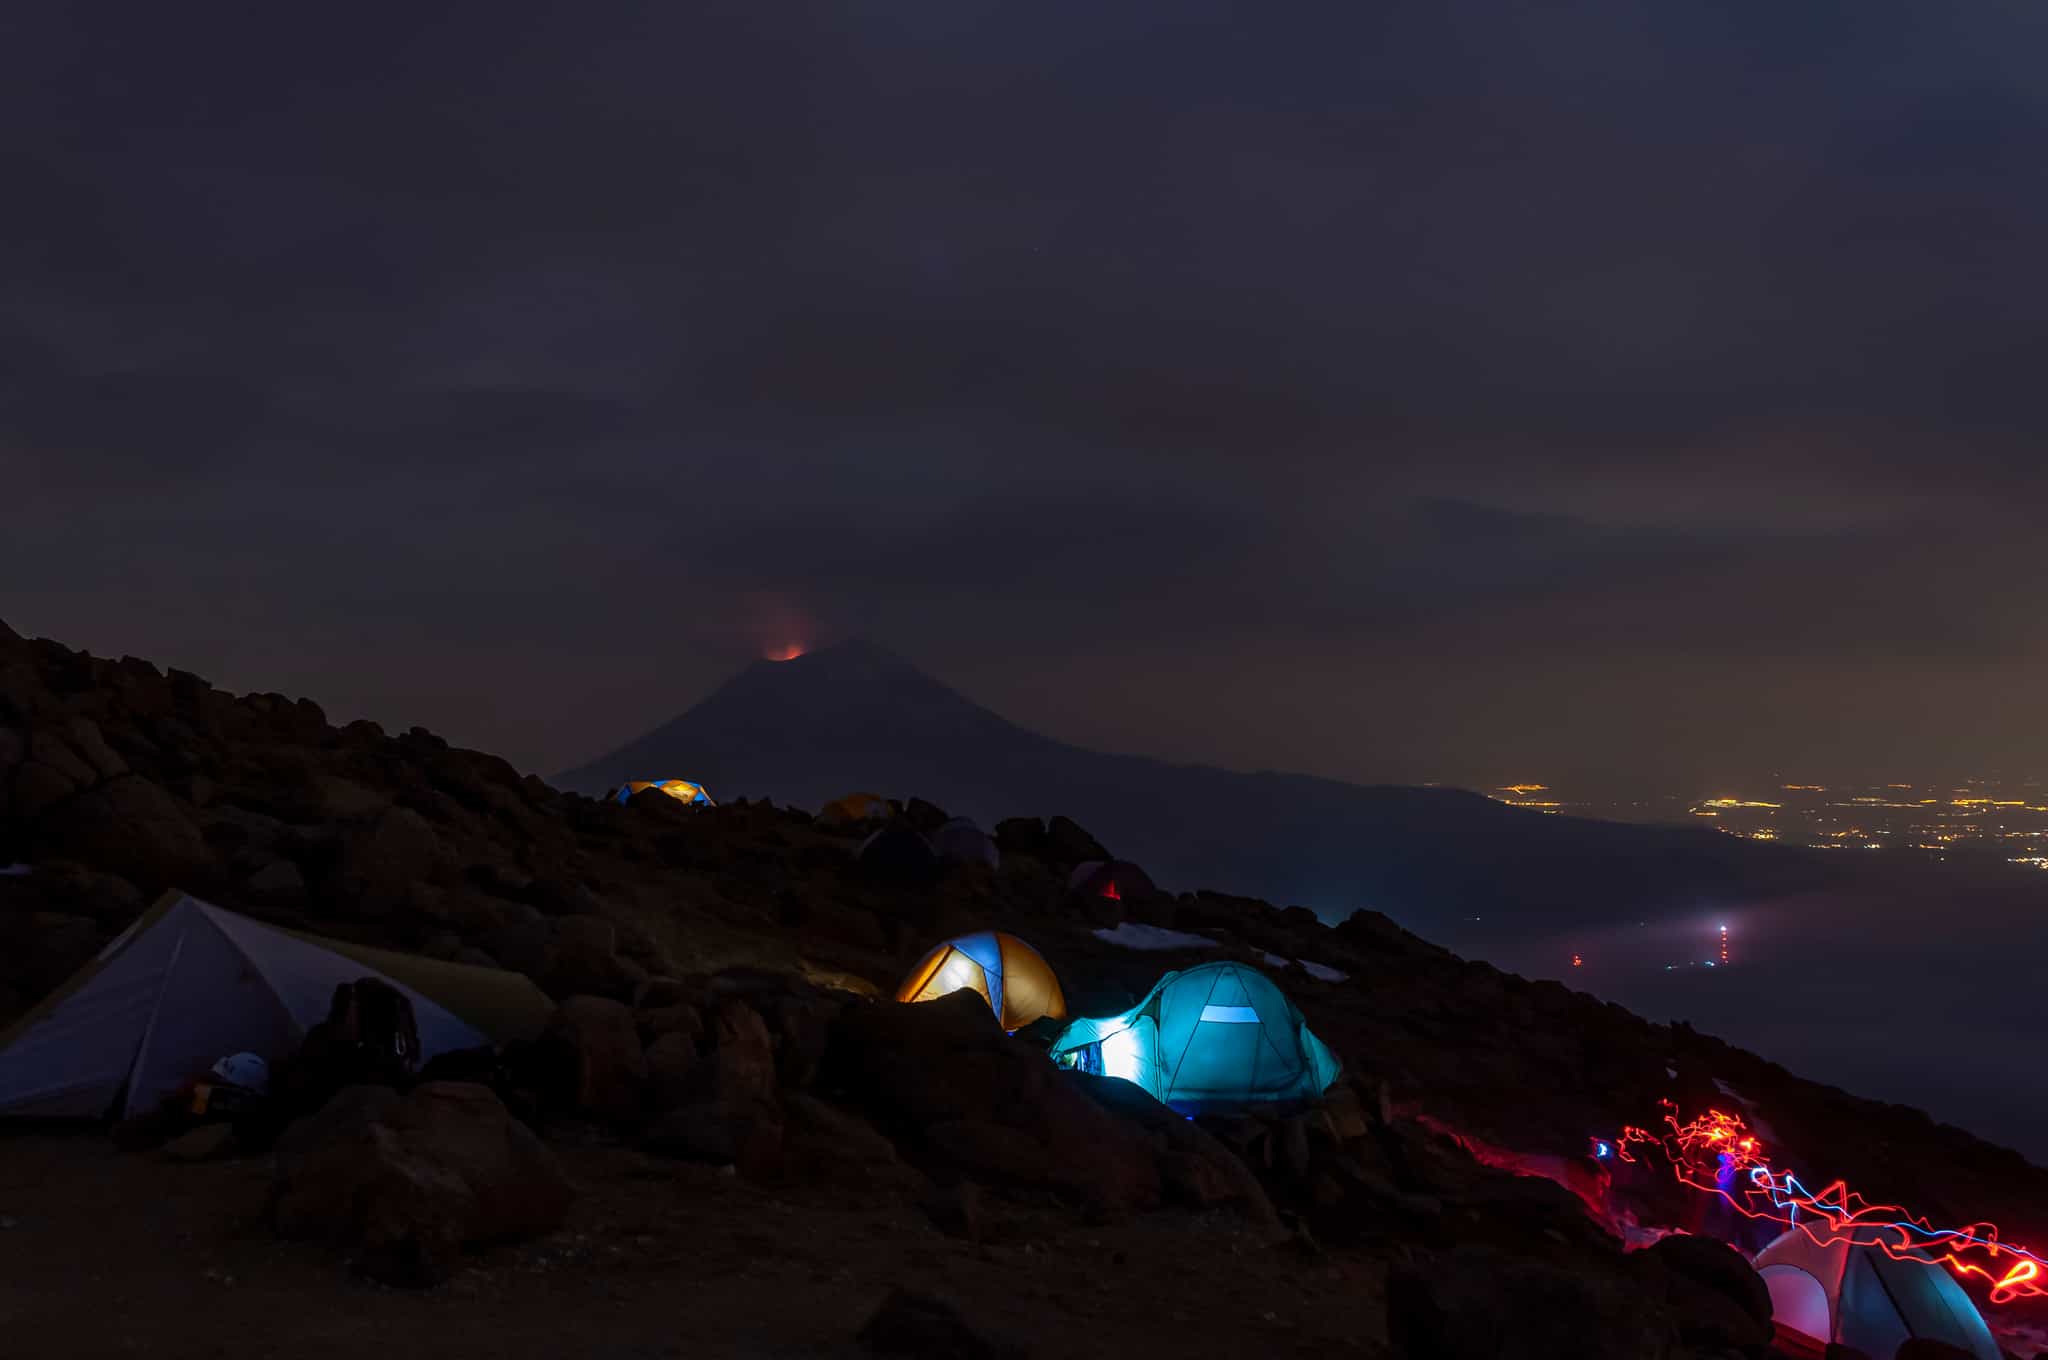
[919,950,992,1007]
[1759,1266,1831,1345]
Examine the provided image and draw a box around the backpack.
[345,977,421,1079]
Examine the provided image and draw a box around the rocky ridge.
[2,620,2044,1358]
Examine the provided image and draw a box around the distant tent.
[0,892,553,1121]
[931,817,999,871]
[857,824,940,880]
[1069,859,1157,903]
[616,779,713,806]
[1048,962,1340,1113]
[820,792,890,826]
[1753,1228,2000,1360]
[896,931,1065,1032]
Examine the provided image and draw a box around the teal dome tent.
[1047,962,1341,1113]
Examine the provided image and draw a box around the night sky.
[7,3,2044,789]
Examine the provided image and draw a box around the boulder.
[485,918,554,977]
[633,976,694,1010]
[9,760,81,819]
[543,995,647,1124]
[1634,1232,1773,1351]
[544,914,633,999]
[61,718,127,780]
[331,805,446,911]
[1065,1071,1281,1232]
[35,775,209,886]
[644,1030,702,1113]
[245,857,309,905]
[1043,815,1109,865]
[991,817,1047,858]
[27,727,97,787]
[780,1092,916,1190]
[272,1082,571,1284]
[637,1001,704,1046]
[710,998,778,1105]
[823,989,1161,1213]
[314,775,391,820]
[858,1288,1021,1359]
[901,797,950,834]
[640,1099,783,1177]
[161,1123,237,1163]
[1387,1247,1661,1360]
[918,1180,982,1241]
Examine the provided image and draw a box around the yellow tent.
[819,791,889,826]
[896,931,1066,1033]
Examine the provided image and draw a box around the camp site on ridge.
[5,623,2048,1359]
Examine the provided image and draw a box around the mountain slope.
[556,640,1840,948]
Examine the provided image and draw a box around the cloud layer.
[5,2,2045,783]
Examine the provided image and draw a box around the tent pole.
[121,925,190,1120]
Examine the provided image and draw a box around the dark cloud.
[3,1,2046,782]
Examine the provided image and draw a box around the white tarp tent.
[0,892,548,1120]
[1754,1226,2000,1360]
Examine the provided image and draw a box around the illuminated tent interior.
[819,792,890,825]
[930,817,999,870]
[1048,962,1340,1113]
[894,931,1066,1032]
[0,893,552,1120]
[1752,1227,2000,1360]
[1068,859,1157,903]
[615,779,714,806]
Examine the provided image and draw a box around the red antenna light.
[1720,924,1730,966]
[1571,953,1583,968]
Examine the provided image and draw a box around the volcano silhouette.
[554,640,1832,944]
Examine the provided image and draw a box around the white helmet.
[211,1052,270,1093]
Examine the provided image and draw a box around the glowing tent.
[1048,962,1340,1113]
[1753,1227,1999,1360]
[0,893,553,1120]
[931,817,999,870]
[895,931,1066,1032]
[819,792,889,826]
[1069,859,1157,903]
[615,779,713,806]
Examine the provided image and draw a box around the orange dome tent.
[896,931,1067,1033]
[819,792,889,826]
[616,779,713,806]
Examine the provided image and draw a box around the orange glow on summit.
[764,644,807,662]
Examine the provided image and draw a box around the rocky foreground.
[2,618,2045,1359]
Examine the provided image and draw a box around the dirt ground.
[0,1134,1390,1360]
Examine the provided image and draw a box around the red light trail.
[1613,1102,2047,1306]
